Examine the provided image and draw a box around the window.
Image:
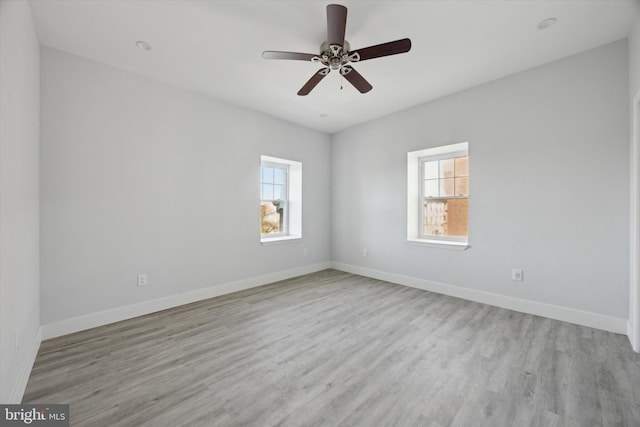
[261,162,289,236]
[260,156,302,243]
[420,152,469,239]
[407,142,469,248]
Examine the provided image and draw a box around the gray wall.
[0,0,41,402]
[630,8,640,100]
[40,48,331,324]
[331,40,629,319]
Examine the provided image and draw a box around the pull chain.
[340,74,343,90]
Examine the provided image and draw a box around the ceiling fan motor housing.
[318,41,360,70]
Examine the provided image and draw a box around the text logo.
[0,405,69,426]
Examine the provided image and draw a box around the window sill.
[407,238,469,250]
[260,235,302,245]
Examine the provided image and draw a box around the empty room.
[2,0,640,425]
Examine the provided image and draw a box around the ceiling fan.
[262,4,412,96]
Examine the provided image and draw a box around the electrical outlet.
[137,273,148,287]
[512,269,523,281]
[303,248,307,256]
[363,249,368,257]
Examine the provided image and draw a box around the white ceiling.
[29,0,637,134]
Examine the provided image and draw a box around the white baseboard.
[9,327,42,403]
[42,262,331,340]
[39,260,632,342]
[332,262,627,335]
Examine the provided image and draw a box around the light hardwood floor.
[24,270,640,426]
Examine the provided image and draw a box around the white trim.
[9,327,42,403]
[407,238,469,250]
[331,262,627,335]
[260,236,302,245]
[42,263,330,340]
[631,91,640,352]
[411,142,469,158]
[628,321,639,352]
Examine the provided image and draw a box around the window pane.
[262,167,274,184]
[423,161,438,179]
[424,179,439,197]
[440,178,454,196]
[455,156,468,177]
[423,200,447,236]
[455,177,469,196]
[260,202,281,234]
[440,158,454,178]
[447,198,468,237]
[274,168,286,185]
[273,184,285,200]
[262,184,273,200]
[422,198,468,238]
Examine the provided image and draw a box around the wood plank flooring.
[23,270,640,426]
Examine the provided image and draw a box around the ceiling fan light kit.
[262,4,412,96]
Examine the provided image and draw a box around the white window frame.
[260,161,289,238]
[260,155,302,244]
[407,142,469,250]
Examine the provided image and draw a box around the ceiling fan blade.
[351,38,412,62]
[297,68,330,96]
[341,66,372,94]
[262,51,319,61]
[327,4,347,46]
